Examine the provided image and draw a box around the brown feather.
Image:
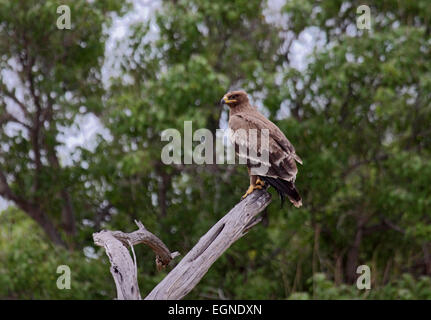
[225,91,303,207]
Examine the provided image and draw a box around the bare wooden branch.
[93,220,180,300]
[93,189,272,300]
[93,230,141,300]
[145,190,271,299]
[109,220,180,270]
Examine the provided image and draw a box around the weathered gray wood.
[145,190,271,300]
[93,230,141,300]
[93,220,179,300]
[93,189,271,300]
[109,220,180,270]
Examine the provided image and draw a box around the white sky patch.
[102,0,162,87]
[1,59,31,123]
[1,60,29,212]
[0,199,10,212]
[290,26,326,71]
[265,0,288,26]
[56,113,113,166]
[265,0,326,72]
[83,245,100,259]
[276,100,292,120]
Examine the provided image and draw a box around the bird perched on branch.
[221,90,302,207]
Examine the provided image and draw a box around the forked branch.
[93,189,272,300]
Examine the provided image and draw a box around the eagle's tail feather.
[259,176,302,208]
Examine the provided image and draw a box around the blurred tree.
[0,0,123,247]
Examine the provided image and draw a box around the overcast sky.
[0,0,321,212]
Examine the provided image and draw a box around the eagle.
[221,90,302,207]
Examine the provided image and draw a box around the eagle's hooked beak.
[220,96,237,106]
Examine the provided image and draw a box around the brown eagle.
[221,90,302,207]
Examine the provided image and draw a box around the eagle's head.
[220,90,249,108]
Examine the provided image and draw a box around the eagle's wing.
[229,111,301,182]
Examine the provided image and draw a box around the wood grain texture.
[93,189,272,300]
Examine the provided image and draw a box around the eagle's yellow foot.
[256,178,265,187]
[241,184,263,200]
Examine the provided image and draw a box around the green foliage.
[0,0,124,246]
[289,273,431,300]
[1,0,431,300]
[0,207,114,299]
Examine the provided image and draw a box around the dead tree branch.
[93,220,180,300]
[93,189,272,300]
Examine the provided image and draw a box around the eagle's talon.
[256,178,265,186]
[241,184,262,200]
